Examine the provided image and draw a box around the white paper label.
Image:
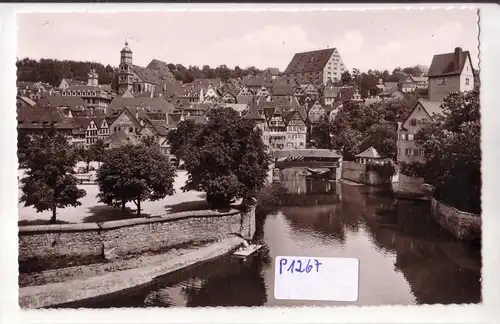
[274,256,359,301]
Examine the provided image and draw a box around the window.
[437,77,447,85]
[405,148,412,156]
[465,78,470,85]
[408,134,414,141]
[401,134,406,140]
[410,119,417,126]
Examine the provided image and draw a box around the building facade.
[428,47,475,102]
[397,100,442,164]
[283,48,347,85]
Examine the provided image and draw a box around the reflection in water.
[81,171,481,307]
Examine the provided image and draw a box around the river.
[77,169,481,307]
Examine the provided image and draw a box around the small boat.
[233,244,263,259]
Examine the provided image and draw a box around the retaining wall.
[19,207,255,272]
[430,197,481,242]
[391,173,431,200]
[340,161,388,186]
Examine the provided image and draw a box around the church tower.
[87,68,99,86]
[117,42,134,95]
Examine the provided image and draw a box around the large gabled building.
[427,47,475,102]
[283,48,347,86]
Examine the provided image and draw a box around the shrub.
[366,160,396,179]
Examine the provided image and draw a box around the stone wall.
[19,208,255,272]
[340,161,388,186]
[430,197,481,242]
[391,173,428,200]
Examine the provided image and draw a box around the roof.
[272,83,295,96]
[61,79,86,86]
[18,96,37,107]
[284,48,336,74]
[410,76,428,83]
[66,85,104,92]
[167,113,183,126]
[400,100,443,127]
[428,48,472,77]
[17,105,65,123]
[70,116,93,130]
[107,97,175,114]
[271,149,341,159]
[338,86,357,101]
[266,67,280,76]
[184,103,211,112]
[147,59,175,81]
[243,99,265,121]
[147,120,170,136]
[323,86,342,98]
[355,147,382,159]
[384,82,399,90]
[132,65,162,85]
[36,95,87,109]
[137,90,154,98]
[122,89,134,98]
[224,103,248,113]
[378,89,404,97]
[419,100,444,118]
[184,115,207,125]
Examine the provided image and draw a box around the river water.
[81,169,481,307]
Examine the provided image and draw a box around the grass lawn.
[18,165,208,225]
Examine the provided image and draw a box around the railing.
[275,161,339,168]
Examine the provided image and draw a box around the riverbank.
[19,236,245,309]
[18,169,206,224]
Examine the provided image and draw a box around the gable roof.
[284,48,336,74]
[428,48,472,78]
[355,146,382,159]
[132,65,162,85]
[419,100,444,118]
[272,83,295,96]
[401,100,443,126]
[146,59,175,81]
[107,97,175,115]
[243,99,265,121]
[36,95,87,109]
[265,67,280,76]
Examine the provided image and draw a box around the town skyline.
[17,10,479,73]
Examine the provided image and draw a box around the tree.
[19,127,86,223]
[310,116,334,149]
[416,87,481,213]
[96,144,176,215]
[166,119,200,161]
[182,107,270,209]
[341,70,353,86]
[17,132,32,168]
[89,139,107,168]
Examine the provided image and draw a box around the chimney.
[454,47,463,71]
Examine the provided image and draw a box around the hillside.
[16,58,265,88]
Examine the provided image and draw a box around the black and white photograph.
[13,8,482,309]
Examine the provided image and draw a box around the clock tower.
[117,42,134,95]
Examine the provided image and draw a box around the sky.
[17,9,479,73]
